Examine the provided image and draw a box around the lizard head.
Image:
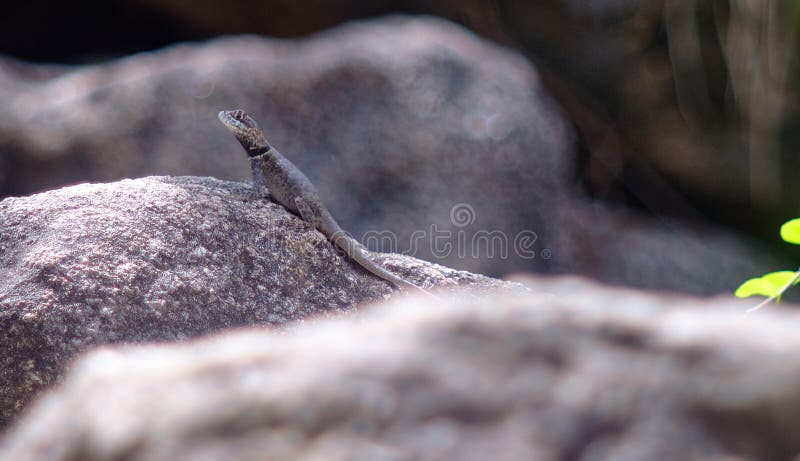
[218,109,271,157]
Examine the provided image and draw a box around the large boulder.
[0,17,572,277]
[1,277,798,460]
[0,175,499,428]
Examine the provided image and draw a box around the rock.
[550,202,784,295]
[0,16,574,276]
[2,276,799,460]
[0,16,780,294]
[0,175,501,428]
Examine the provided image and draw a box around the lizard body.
[218,109,432,295]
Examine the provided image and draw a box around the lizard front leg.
[249,157,270,199]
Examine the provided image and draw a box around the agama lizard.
[218,109,435,297]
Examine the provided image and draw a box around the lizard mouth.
[218,110,244,130]
[218,110,262,136]
[218,109,271,156]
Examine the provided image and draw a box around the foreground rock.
[0,176,499,428]
[1,276,798,460]
[0,15,781,294]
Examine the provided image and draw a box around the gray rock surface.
[2,276,799,460]
[0,15,781,294]
[0,175,499,428]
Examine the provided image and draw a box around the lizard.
[217,109,436,297]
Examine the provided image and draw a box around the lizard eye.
[231,110,246,121]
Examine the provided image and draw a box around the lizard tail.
[330,232,438,297]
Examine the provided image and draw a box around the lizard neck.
[247,146,271,158]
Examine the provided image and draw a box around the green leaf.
[762,270,799,287]
[735,278,778,298]
[780,218,800,244]
[734,271,797,298]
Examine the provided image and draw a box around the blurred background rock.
[1,0,798,295]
